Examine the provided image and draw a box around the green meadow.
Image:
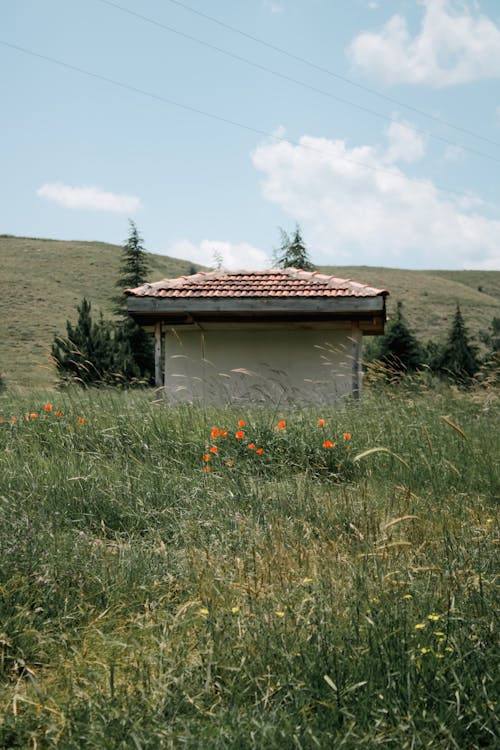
[0,380,498,748]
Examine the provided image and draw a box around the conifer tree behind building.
[376,301,424,374]
[114,221,154,383]
[114,221,150,302]
[275,225,316,271]
[436,304,480,383]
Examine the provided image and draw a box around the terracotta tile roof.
[126,268,388,299]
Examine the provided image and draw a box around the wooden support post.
[352,325,362,400]
[163,328,169,399]
[154,321,162,388]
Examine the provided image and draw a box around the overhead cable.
[96,0,500,165]
[0,39,485,200]
[162,0,500,150]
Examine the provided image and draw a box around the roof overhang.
[126,295,387,334]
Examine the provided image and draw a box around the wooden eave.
[126,295,387,335]
[126,295,386,316]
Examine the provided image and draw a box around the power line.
[0,38,484,200]
[163,0,500,151]
[95,0,500,166]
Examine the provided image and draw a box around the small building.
[125,268,388,404]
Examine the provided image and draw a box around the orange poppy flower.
[237,419,245,428]
[0,417,3,423]
[76,417,85,425]
[276,420,286,430]
[202,454,211,462]
[256,447,264,455]
[55,410,63,417]
[211,427,220,440]
[11,417,17,424]
[220,429,228,438]
[44,404,52,411]
[209,445,218,454]
[317,419,325,427]
[235,430,245,439]
[30,413,37,420]
[204,465,212,473]
[248,443,255,450]
[323,440,334,449]
[343,433,351,441]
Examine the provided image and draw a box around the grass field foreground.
[0,383,498,748]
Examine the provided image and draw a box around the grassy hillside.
[325,265,499,349]
[0,235,199,388]
[1,235,498,387]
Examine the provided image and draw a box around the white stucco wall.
[162,327,362,405]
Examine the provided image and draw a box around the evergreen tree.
[275,225,316,271]
[479,317,500,384]
[52,223,154,387]
[480,316,500,353]
[437,304,480,383]
[114,221,150,316]
[52,298,125,385]
[376,301,424,374]
[114,221,154,383]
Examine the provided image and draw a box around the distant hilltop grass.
[1,234,498,388]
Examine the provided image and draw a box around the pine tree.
[275,225,316,271]
[376,301,424,374]
[52,298,122,385]
[114,221,154,383]
[52,223,154,387]
[479,316,500,382]
[438,304,480,383]
[480,316,500,353]
[114,221,151,316]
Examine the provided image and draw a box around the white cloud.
[168,239,271,270]
[37,183,142,212]
[348,0,500,86]
[383,119,427,164]
[251,129,500,270]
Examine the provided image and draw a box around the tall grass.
[0,383,498,748]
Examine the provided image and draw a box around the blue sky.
[2,0,500,270]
